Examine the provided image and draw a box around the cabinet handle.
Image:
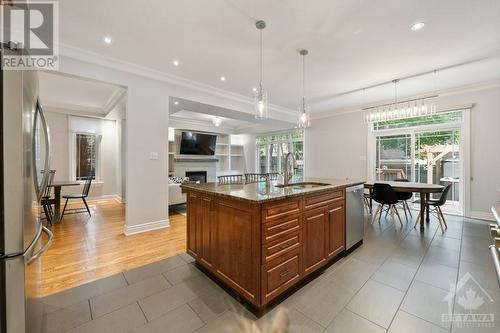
[280,270,290,277]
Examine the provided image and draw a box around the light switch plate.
[150,152,159,160]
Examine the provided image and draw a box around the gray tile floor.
[42,212,499,332]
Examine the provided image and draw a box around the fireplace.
[186,171,207,183]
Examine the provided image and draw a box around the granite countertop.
[180,176,365,203]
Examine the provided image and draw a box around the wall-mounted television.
[179,131,217,155]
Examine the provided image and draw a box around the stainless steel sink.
[275,182,330,189]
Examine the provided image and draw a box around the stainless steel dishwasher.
[345,184,365,250]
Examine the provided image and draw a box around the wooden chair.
[267,173,280,181]
[244,173,268,184]
[218,174,244,184]
[61,175,93,219]
[41,170,56,224]
[414,184,452,233]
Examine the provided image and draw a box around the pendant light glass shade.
[298,49,311,128]
[254,20,268,120]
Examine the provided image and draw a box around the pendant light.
[298,49,311,128]
[254,20,268,119]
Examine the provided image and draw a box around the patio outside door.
[374,127,462,214]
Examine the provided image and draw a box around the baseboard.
[469,211,495,222]
[123,218,170,236]
[59,194,123,204]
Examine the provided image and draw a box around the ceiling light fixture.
[103,36,112,44]
[364,78,437,123]
[298,49,311,129]
[212,117,222,127]
[254,20,268,120]
[174,101,179,105]
[411,22,425,31]
[220,76,226,82]
[172,60,179,66]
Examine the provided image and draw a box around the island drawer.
[263,231,301,263]
[263,215,301,243]
[263,199,301,222]
[263,248,301,302]
[305,190,344,209]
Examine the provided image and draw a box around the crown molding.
[59,44,297,118]
[103,88,127,115]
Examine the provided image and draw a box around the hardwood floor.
[42,199,186,296]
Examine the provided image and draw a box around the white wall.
[44,111,120,199]
[306,84,500,218]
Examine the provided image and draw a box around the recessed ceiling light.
[212,117,222,127]
[103,36,112,44]
[174,101,179,105]
[252,87,257,92]
[411,22,425,31]
[172,60,179,66]
[220,76,226,82]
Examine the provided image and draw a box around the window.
[256,130,304,176]
[369,110,467,214]
[74,134,100,180]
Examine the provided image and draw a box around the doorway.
[370,110,468,215]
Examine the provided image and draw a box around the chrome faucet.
[283,152,296,185]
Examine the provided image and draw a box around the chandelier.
[364,80,437,123]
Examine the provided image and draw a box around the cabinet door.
[199,196,213,268]
[303,207,327,274]
[186,193,199,258]
[327,200,345,259]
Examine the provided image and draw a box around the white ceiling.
[57,0,500,113]
[39,71,126,117]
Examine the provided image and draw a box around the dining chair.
[61,175,93,219]
[394,178,413,220]
[218,174,244,184]
[414,184,452,233]
[363,190,372,214]
[267,173,280,181]
[371,183,403,227]
[41,170,56,225]
[244,173,268,184]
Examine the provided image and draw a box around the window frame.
[255,130,305,174]
[69,132,102,182]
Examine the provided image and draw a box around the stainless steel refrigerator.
[1,42,53,332]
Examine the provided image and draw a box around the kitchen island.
[181,177,364,310]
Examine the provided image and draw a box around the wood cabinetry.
[185,188,346,309]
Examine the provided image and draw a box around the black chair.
[394,178,413,220]
[414,184,452,233]
[244,173,268,184]
[363,190,372,214]
[61,176,93,219]
[41,170,56,224]
[371,183,403,227]
[218,174,243,184]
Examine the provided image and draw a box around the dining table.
[49,180,80,223]
[364,181,444,231]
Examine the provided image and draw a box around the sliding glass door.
[371,111,465,214]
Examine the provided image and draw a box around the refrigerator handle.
[33,99,51,202]
[27,226,53,265]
